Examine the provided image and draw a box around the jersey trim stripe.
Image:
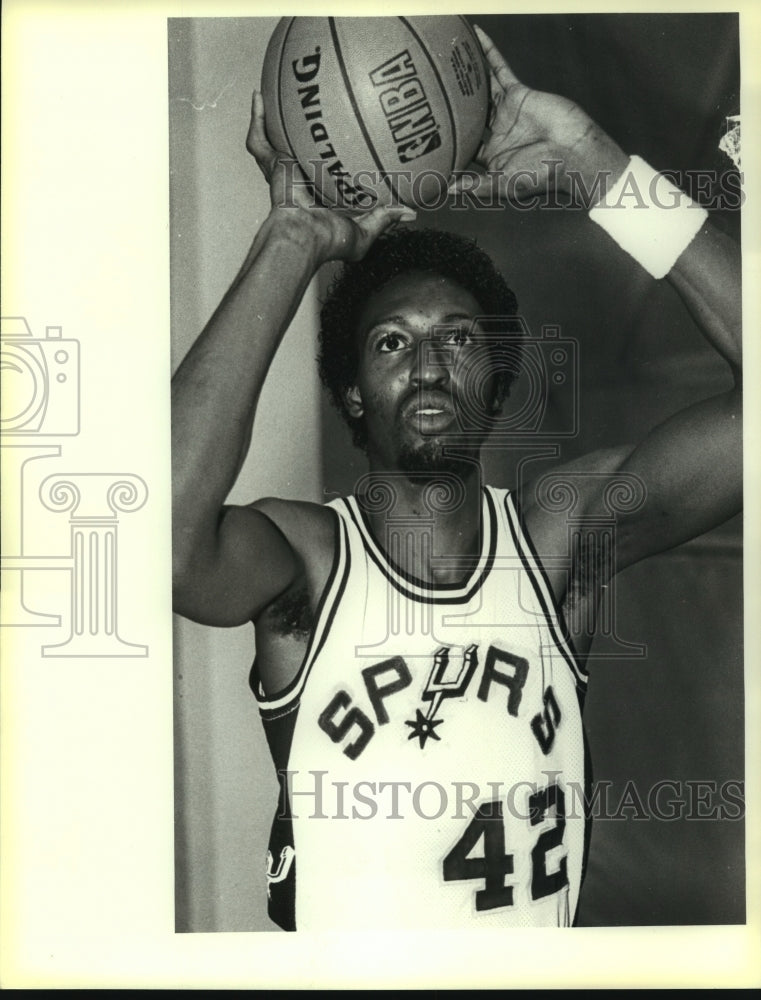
[502,491,589,688]
[341,488,497,605]
[255,514,352,717]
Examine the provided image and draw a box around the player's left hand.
[461,25,628,205]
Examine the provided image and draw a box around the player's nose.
[410,338,452,388]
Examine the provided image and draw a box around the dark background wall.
[321,12,744,927]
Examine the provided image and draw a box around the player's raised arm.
[171,92,415,627]
[594,220,740,569]
[472,25,741,570]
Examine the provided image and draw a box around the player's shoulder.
[251,494,333,521]
[249,495,338,557]
[518,445,635,551]
[510,445,636,623]
[519,445,635,510]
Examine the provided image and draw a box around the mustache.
[399,388,455,419]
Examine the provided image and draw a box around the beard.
[397,439,479,482]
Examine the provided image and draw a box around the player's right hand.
[460,26,628,207]
[246,91,416,263]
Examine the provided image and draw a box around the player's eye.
[376,331,407,353]
[445,326,475,346]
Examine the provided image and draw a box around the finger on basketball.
[245,91,278,176]
[473,25,521,91]
[472,125,493,168]
[489,71,504,108]
[359,205,417,245]
[447,169,491,202]
[446,164,485,197]
[478,123,494,152]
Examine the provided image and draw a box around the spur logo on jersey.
[317,643,562,759]
[265,845,295,899]
[405,644,478,748]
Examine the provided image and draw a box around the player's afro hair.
[318,227,522,451]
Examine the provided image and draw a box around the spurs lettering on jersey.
[318,643,562,756]
[253,487,588,930]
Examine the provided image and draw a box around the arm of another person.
[172,93,415,627]
[470,26,741,581]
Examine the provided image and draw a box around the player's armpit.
[172,502,301,629]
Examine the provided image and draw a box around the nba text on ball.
[292,46,442,208]
[368,50,442,163]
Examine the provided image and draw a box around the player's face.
[346,271,503,475]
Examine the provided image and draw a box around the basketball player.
[171,27,741,929]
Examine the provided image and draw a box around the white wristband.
[588,155,708,279]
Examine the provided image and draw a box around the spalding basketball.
[261,16,489,210]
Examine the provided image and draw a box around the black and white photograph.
[170,12,744,933]
[2,1,760,990]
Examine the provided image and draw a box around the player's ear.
[343,383,364,419]
[490,380,508,416]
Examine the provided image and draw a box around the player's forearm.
[171,210,322,572]
[580,144,742,379]
[667,220,742,380]
[562,125,629,208]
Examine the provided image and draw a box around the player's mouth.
[402,393,456,433]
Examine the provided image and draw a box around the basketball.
[261,16,489,210]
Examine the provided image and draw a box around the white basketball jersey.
[254,486,588,931]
